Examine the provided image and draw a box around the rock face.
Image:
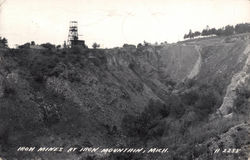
[218,42,250,116]
[159,45,200,81]
[106,44,200,82]
[187,45,202,79]
[0,33,250,159]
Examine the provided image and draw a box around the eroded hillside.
[0,33,249,160]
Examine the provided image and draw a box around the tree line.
[184,23,250,39]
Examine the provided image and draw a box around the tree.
[143,41,150,46]
[215,28,224,36]
[92,42,100,49]
[235,23,250,34]
[209,28,217,35]
[206,25,210,31]
[18,42,30,49]
[40,43,55,50]
[201,29,208,36]
[184,34,188,39]
[224,25,234,36]
[137,43,143,48]
[63,41,67,48]
[56,45,61,49]
[31,41,35,45]
[193,31,201,37]
[188,29,194,39]
[0,37,8,48]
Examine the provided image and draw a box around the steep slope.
[187,45,202,79]
[218,42,250,116]
[0,49,161,159]
[0,33,250,159]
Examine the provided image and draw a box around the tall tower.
[67,21,79,48]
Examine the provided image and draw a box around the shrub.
[121,114,144,137]
[18,43,30,49]
[41,43,55,50]
[121,100,169,142]
[67,70,81,82]
[194,92,216,119]
[167,95,185,118]
[3,85,16,97]
[30,55,60,82]
[181,90,199,105]
[234,87,250,114]
[40,103,61,127]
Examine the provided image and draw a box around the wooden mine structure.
[67,21,86,48]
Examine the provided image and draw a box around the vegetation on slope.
[0,34,249,160]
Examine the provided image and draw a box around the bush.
[41,43,55,50]
[67,70,81,82]
[181,90,199,105]
[121,114,144,138]
[3,85,16,97]
[121,99,169,140]
[41,103,61,127]
[30,55,59,82]
[194,91,216,119]
[18,43,30,49]
[167,95,185,118]
[234,87,250,114]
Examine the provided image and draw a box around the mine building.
[67,21,86,48]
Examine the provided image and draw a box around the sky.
[0,0,250,48]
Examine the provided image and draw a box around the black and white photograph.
[0,0,250,159]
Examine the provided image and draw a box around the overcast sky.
[0,0,250,48]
